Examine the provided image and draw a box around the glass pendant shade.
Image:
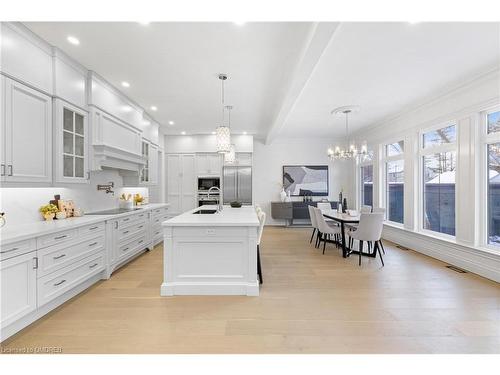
[216,125,231,153]
[225,144,236,163]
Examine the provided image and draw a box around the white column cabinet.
[149,144,159,185]
[196,153,222,176]
[0,252,37,328]
[54,99,89,184]
[167,154,196,214]
[1,76,52,184]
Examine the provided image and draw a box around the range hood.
[92,144,146,174]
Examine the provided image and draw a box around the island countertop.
[162,205,259,227]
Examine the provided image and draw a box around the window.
[421,124,456,236]
[486,110,500,247]
[382,140,405,224]
[360,164,373,207]
[386,159,404,223]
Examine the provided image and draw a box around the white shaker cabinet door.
[149,144,159,185]
[0,252,37,328]
[167,154,182,214]
[181,154,196,211]
[2,77,52,183]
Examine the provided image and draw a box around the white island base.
[160,206,260,296]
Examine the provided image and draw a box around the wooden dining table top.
[322,210,360,223]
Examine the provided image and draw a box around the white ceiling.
[24,22,500,141]
[282,22,500,139]
[24,22,313,137]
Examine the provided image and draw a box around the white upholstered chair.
[256,211,266,284]
[308,205,320,247]
[313,207,341,254]
[347,213,385,266]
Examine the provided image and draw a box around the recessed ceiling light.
[211,131,216,135]
[181,131,186,135]
[150,106,157,111]
[121,81,130,88]
[168,120,174,125]
[138,21,150,26]
[234,21,246,26]
[67,36,80,45]
[243,131,247,135]
[408,21,420,25]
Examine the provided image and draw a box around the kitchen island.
[161,205,260,296]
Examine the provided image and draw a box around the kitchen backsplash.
[0,170,149,226]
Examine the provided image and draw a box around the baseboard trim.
[160,281,259,296]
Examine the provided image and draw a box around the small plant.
[39,204,59,215]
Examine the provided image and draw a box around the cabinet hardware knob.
[54,279,66,286]
[53,254,66,260]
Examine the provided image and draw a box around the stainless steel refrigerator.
[223,166,252,205]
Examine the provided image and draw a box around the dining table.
[322,210,378,259]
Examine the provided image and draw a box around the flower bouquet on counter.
[39,204,59,221]
[134,193,144,206]
[119,193,134,209]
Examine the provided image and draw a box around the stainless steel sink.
[192,209,217,214]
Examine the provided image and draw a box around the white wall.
[165,134,254,153]
[253,138,351,225]
[0,170,148,226]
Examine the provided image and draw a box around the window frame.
[480,106,500,250]
[381,138,405,226]
[417,121,458,240]
[358,150,374,210]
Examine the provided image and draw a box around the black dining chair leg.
[323,235,327,254]
[377,241,385,267]
[368,242,372,251]
[309,228,316,244]
[379,240,386,254]
[316,231,321,248]
[359,240,363,266]
[257,245,263,284]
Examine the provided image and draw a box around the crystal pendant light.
[216,74,231,153]
[224,106,236,163]
[327,106,367,160]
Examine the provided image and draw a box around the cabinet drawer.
[38,234,105,277]
[118,211,147,227]
[117,220,147,242]
[152,207,168,217]
[78,222,105,236]
[117,235,147,261]
[37,252,105,307]
[173,226,249,238]
[37,228,78,249]
[152,227,163,241]
[0,238,36,261]
[152,213,169,226]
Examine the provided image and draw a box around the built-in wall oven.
[197,177,221,207]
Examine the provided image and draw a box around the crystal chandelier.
[216,74,231,153]
[327,106,367,160]
[224,106,236,163]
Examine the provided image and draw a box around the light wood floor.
[2,227,500,354]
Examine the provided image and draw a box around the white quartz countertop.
[0,203,170,245]
[162,205,259,227]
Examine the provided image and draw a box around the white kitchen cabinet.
[196,153,222,176]
[140,140,150,184]
[0,252,37,328]
[1,76,52,184]
[149,144,159,185]
[167,154,196,214]
[54,99,89,184]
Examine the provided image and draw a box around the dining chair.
[347,205,372,248]
[256,210,266,284]
[371,207,387,254]
[314,207,341,254]
[361,205,372,213]
[308,205,319,246]
[347,213,385,266]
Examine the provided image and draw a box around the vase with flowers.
[39,204,59,221]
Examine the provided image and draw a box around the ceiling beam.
[264,22,341,144]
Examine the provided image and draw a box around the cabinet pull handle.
[89,226,99,230]
[8,165,13,176]
[33,257,38,269]
[138,225,143,229]
[53,254,66,260]
[122,247,129,252]
[54,235,67,240]
[54,279,66,286]
[115,222,118,229]
[123,230,129,234]
[88,242,98,247]
[0,164,5,176]
[138,240,144,244]
[0,247,18,254]
[89,263,99,269]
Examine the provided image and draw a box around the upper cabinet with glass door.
[140,140,150,184]
[54,99,89,184]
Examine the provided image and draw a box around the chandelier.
[215,74,231,153]
[327,106,367,160]
[224,106,236,164]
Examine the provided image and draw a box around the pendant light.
[327,105,367,160]
[224,105,236,164]
[216,74,231,153]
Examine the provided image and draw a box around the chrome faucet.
[208,186,222,212]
